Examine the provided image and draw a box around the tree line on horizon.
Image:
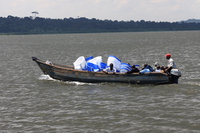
[0,15,200,34]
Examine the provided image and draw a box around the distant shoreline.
[1,16,200,35]
[1,30,200,36]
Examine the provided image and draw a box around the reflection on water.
[0,31,200,132]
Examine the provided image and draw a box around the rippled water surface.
[0,31,200,132]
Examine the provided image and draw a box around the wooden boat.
[32,57,180,84]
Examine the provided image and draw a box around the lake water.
[0,31,200,133]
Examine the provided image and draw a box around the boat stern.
[170,69,181,84]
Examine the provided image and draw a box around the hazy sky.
[1,0,200,22]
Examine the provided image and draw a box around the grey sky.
[1,0,200,22]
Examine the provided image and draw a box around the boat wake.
[183,81,200,86]
[39,74,54,81]
[38,74,95,85]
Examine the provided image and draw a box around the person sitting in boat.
[155,66,161,72]
[160,66,165,73]
[125,65,140,74]
[103,63,117,73]
[165,53,177,73]
[154,62,159,71]
[141,63,148,70]
[140,63,154,74]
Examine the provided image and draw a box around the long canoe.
[32,57,178,84]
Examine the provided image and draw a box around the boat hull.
[32,57,172,84]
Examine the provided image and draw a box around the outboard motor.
[170,69,181,84]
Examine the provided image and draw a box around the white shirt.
[168,58,177,69]
[103,67,117,72]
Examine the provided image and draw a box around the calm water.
[0,31,200,133]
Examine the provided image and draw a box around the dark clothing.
[166,67,172,73]
[126,68,139,74]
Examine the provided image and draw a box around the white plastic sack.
[73,56,86,70]
[120,63,132,73]
[87,56,102,68]
[107,55,121,71]
[45,60,53,65]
